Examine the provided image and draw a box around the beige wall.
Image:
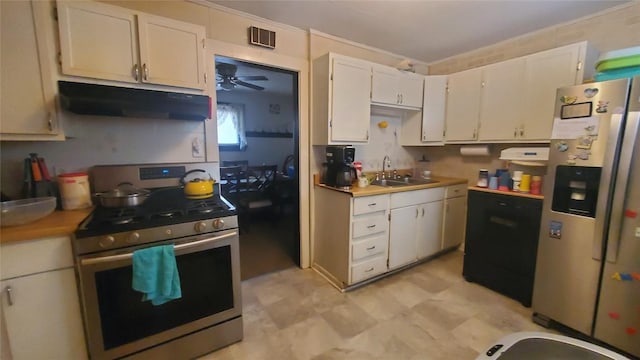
[429,2,640,75]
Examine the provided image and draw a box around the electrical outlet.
[191,137,203,158]
[635,226,640,238]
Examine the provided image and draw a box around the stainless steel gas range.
[73,163,242,360]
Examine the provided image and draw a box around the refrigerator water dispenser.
[551,165,602,218]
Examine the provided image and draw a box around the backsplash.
[0,112,206,199]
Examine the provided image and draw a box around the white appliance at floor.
[532,77,640,358]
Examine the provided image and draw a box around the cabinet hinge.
[388,213,391,221]
[330,73,333,81]
[204,72,207,83]
[202,39,205,49]
[577,61,583,71]
[57,51,62,66]
[52,6,58,21]
[329,119,332,128]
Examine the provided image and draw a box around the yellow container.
[520,174,531,193]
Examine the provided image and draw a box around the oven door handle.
[80,231,238,266]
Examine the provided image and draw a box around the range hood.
[58,81,210,121]
[500,147,549,166]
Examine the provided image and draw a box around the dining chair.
[219,165,244,206]
[237,165,278,232]
[221,160,249,172]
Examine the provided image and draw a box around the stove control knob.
[99,235,115,248]
[128,232,140,243]
[212,219,225,229]
[195,221,208,232]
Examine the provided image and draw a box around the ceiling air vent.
[248,26,275,49]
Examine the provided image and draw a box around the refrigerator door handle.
[606,111,639,263]
[592,113,625,260]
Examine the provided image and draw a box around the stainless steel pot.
[94,182,150,207]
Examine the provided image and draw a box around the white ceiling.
[210,0,628,63]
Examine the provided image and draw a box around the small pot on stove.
[180,169,215,199]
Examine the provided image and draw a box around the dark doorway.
[215,56,300,280]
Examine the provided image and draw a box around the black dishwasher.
[463,189,542,306]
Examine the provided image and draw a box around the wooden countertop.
[1,207,93,244]
[468,186,544,200]
[316,176,468,197]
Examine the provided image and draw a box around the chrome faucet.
[382,155,391,179]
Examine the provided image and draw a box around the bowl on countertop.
[1,197,57,227]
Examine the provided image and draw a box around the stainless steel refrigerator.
[533,76,640,358]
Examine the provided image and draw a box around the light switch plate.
[635,227,640,238]
[192,137,203,158]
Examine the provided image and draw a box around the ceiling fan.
[216,63,268,91]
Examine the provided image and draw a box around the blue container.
[594,66,640,81]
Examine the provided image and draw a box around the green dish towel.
[132,245,182,305]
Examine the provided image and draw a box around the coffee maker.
[325,146,356,188]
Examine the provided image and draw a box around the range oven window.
[94,245,234,350]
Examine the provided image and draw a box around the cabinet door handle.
[367,224,376,229]
[365,267,374,272]
[472,129,477,139]
[5,286,13,306]
[368,203,377,207]
[133,64,140,81]
[520,128,524,137]
[514,128,518,137]
[366,245,376,250]
[400,94,403,104]
[422,208,425,217]
[416,208,419,218]
[143,63,149,81]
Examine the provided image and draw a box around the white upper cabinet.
[57,0,206,90]
[371,64,424,109]
[445,67,482,142]
[521,43,591,141]
[443,41,593,144]
[399,75,447,146]
[1,0,63,140]
[478,58,526,141]
[137,14,205,89]
[313,53,371,145]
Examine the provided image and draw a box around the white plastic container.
[58,172,92,210]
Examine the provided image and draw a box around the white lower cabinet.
[313,184,458,289]
[0,237,87,360]
[442,184,468,250]
[417,200,444,258]
[389,188,445,270]
[313,188,389,288]
[389,204,418,269]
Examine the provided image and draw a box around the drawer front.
[390,187,445,208]
[352,214,388,239]
[1,236,73,280]
[352,234,387,261]
[351,255,387,284]
[446,184,468,198]
[353,194,389,215]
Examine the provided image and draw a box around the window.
[217,103,247,151]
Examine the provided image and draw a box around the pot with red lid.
[58,172,92,210]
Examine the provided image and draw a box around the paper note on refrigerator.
[551,116,600,139]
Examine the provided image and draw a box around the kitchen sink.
[370,178,439,187]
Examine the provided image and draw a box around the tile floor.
[201,250,552,360]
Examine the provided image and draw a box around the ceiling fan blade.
[233,79,264,91]
[236,75,268,81]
